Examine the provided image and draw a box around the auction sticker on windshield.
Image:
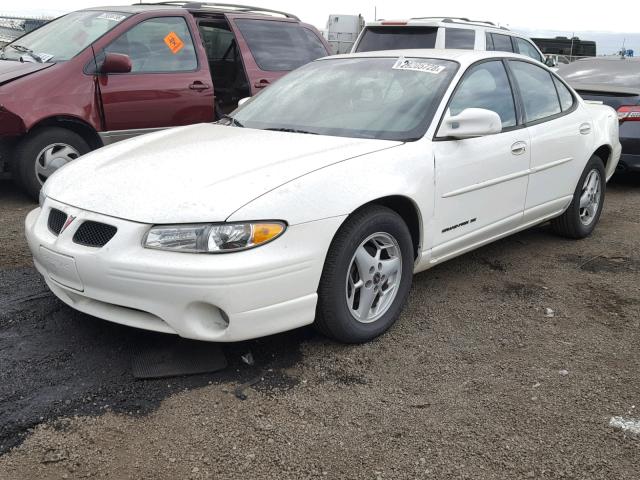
[164,32,185,54]
[97,13,127,22]
[393,57,446,74]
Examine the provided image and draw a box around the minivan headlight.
[144,222,286,253]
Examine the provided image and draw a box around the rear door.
[96,14,214,135]
[507,59,593,217]
[227,15,330,94]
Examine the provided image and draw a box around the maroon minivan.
[0,2,331,199]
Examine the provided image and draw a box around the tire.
[315,205,414,344]
[551,155,606,239]
[14,127,91,201]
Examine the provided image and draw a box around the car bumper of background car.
[617,153,640,173]
[25,199,346,342]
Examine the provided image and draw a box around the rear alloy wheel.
[551,155,606,239]
[315,205,414,343]
[15,127,91,201]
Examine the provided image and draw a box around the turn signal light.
[617,105,640,122]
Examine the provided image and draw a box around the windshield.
[355,27,437,53]
[230,57,457,141]
[0,11,131,63]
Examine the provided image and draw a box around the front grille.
[73,221,117,248]
[48,209,68,235]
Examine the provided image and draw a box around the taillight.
[617,105,640,122]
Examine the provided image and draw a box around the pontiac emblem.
[60,215,76,234]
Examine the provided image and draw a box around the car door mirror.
[544,56,557,68]
[237,97,251,107]
[439,108,502,139]
[101,52,132,74]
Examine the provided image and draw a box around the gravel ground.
[0,176,639,479]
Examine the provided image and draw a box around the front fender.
[228,140,435,231]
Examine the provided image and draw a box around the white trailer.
[325,14,365,54]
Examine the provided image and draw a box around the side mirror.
[237,97,251,107]
[438,108,502,139]
[101,52,132,74]
[545,56,557,68]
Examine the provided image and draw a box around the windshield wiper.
[217,115,244,128]
[264,128,318,135]
[10,44,43,63]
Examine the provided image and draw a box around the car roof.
[364,17,510,32]
[558,57,640,91]
[82,3,299,19]
[323,49,541,67]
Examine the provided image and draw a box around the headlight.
[143,222,286,253]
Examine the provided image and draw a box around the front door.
[431,60,530,261]
[98,15,214,135]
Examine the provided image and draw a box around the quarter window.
[449,60,517,128]
[445,28,475,49]
[488,33,514,52]
[509,60,561,122]
[514,37,543,62]
[105,17,197,72]
[553,76,575,111]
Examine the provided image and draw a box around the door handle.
[579,123,592,135]
[511,141,527,156]
[189,81,210,91]
[254,78,271,89]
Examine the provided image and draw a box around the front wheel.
[14,127,91,200]
[315,205,414,343]
[551,155,606,239]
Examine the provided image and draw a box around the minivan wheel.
[551,155,606,239]
[315,205,414,344]
[15,127,91,200]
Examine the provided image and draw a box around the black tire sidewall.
[567,156,606,237]
[16,128,91,200]
[317,206,414,343]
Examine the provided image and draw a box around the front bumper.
[25,198,346,342]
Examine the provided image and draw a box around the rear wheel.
[551,155,605,239]
[315,205,414,343]
[14,127,90,200]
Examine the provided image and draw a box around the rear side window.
[449,60,517,128]
[488,33,514,52]
[234,19,327,71]
[509,60,561,122]
[514,37,543,62]
[199,24,235,60]
[105,17,198,72]
[355,26,437,52]
[445,28,475,50]
[553,76,575,111]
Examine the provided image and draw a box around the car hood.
[46,124,401,224]
[0,60,53,86]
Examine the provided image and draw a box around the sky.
[1,0,638,53]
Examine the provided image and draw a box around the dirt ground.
[0,176,638,480]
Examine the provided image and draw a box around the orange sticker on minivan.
[164,32,185,54]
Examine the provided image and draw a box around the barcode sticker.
[393,57,446,74]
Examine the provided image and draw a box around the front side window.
[0,11,131,63]
[489,33,514,52]
[231,57,458,141]
[449,60,517,128]
[514,37,543,62]
[105,17,197,72]
[234,19,327,71]
[553,76,575,111]
[509,60,561,122]
[355,27,437,52]
[445,28,475,50]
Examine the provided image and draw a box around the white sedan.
[26,50,621,344]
